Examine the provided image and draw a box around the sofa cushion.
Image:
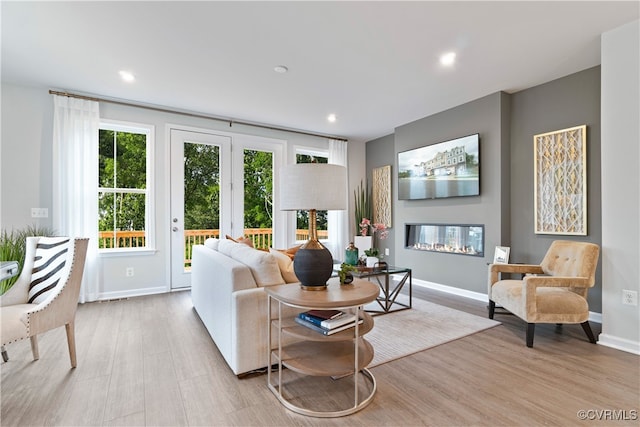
[219,239,284,287]
[269,248,299,283]
[204,238,220,251]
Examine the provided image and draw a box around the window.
[98,121,154,251]
[295,151,328,242]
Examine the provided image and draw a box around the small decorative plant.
[338,263,356,285]
[364,248,380,258]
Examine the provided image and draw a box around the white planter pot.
[366,256,379,268]
[353,236,372,258]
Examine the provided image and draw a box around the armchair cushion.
[491,280,589,323]
[1,303,35,344]
[28,237,71,304]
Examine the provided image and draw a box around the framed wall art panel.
[534,125,587,235]
[372,165,392,228]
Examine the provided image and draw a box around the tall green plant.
[354,180,372,235]
[0,224,56,294]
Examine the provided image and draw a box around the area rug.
[364,297,500,367]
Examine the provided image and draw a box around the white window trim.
[98,119,156,253]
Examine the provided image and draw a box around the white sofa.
[191,238,300,375]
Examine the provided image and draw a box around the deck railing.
[98,228,328,266]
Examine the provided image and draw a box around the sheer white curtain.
[328,139,349,260]
[52,95,100,303]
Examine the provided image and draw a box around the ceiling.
[2,1,638,143]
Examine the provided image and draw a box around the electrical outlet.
[126,267,134,277]
[622,290,638,306]
[385,248,390,256]
[31,208,48,218]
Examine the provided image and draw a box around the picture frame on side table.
[534,125,587,235]
[493,246,510,264]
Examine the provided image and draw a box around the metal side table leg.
[1,345,8,362]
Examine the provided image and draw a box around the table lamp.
[280,163,347,290]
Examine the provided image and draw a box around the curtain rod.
[48,90,348,142]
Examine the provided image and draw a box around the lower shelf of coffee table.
[273,339,373,377]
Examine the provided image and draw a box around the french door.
[170,129,231,289]
[169,128,285,289]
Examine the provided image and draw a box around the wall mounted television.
[397,133,480,200]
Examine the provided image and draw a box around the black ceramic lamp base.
[293,243,334,290]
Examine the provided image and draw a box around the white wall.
[599,20,640,354]
[1,83,366,299]
[0,84,53,229]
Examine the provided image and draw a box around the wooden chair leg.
[488,300,495,319]
[30,336,39,360]
[581,321,597,344]
[65,322,77,368]
[526,323,535,348]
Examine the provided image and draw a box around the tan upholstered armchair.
[488,240,600,347]
[1,237,88,367]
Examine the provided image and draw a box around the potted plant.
[360,220,388,267]
[337,263,356,285]
[0,225,55,294]
[353,181,373,256]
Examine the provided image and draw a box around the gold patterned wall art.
[534,125,587,235]
[372,165,392,228]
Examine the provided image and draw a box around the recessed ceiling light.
[274,65,288,73]
[119,70,135,82]
[327,114,337,123]
[440,52,456,66]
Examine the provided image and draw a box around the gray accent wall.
[392,92,511,295]
[510,66,602,312]
[366,68,603,311]
[364,133,396,264]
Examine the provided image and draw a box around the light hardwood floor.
[1,287,638,426]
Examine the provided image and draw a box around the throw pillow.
[269,248,299,283]
[225,234,254,248]
[277,244,301,260]
[28,237,71,304]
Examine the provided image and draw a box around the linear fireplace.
[405,223,484,257]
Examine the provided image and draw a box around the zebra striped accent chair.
[0,237,88,367]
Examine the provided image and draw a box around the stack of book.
[294,309,364,335]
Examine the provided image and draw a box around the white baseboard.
[588,311,602,324]
[597,334,640,355]
[410,277,603,324]
[96,286,168,301]
[410,277,489,302]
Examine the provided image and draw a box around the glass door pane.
[243,149,273,249]
[170,129,231,289]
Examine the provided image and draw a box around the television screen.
[398,134,480,200]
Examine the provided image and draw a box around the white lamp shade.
[279,163,347,211]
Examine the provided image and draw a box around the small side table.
[266,278,379,417]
